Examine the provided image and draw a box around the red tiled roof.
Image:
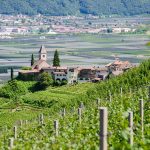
[32,60,50,70]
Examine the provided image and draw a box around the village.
[19,45,134,84]
[0,14,147,38]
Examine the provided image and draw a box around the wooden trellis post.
[25,120,28,125]
[20,120,23,127]
[120,87,123,97]
[62,108,66,117]
[96,98,100,106]
[139,99,144,138]
[9,137,14,149]
[80,102,84,109]
[39,114,44,125]
[99,107,108,150]
[109,91,112,102]
[148,86,150,101]
[128,111,133,146]
[14,126,17,139]
[78,108,82,124]
[54,120,59,137]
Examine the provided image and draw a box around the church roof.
[39,45,47,53]
[32,60,50,70]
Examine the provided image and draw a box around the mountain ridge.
[0,0,150,16]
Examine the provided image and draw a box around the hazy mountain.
[0,0,150,16]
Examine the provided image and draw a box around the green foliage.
[53,79,68,86]
[35,72,53,90]
[0,80,28,100]
[146,41,150,46]
[21,66,32,70]
[53,50,60,67]
[135,26,150,34]
[0,86,149,149]
[0,59,150,149]
[0,0,149,16]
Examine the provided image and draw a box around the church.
[18,45,68,82]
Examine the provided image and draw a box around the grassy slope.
[0,59,150,128]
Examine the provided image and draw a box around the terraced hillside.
[0,59,150,149]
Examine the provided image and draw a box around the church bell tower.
[39,45,47,61]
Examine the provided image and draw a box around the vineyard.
[0,59,150,149]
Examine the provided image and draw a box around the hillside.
[0,0,150,16]
[0,60,149,149]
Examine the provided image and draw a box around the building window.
[43,55,45,58]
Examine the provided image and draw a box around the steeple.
[39,45,47,61]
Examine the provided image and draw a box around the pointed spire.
[39,45,47,54]
[39,45,47,61]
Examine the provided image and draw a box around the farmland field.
[0,33,150,82]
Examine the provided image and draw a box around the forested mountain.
[0,0,150,16]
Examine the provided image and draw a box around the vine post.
[139,99,144,138]
[80,102,84,109]
[109,91,112,102]
[120,87,123,97]
[148,85,150,102]
[25,120,28,125]
[99,107,108,150]
[9,137,14,149]
[96,98,100,107]
[54,120,59,137]
[62,108,66,117]
[20,120,23,127]
[14,126,17,139]
[128,111,133,146]
[39,114,44,125]
[78,108,82,124]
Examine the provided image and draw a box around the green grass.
[146,41,150,46]
[79,34,120,43]
[0,82,94,127]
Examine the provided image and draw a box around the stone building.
[18,46,133,83]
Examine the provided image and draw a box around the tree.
[53,50,60,67]
[11,68,14,80]
[31,54,35,66]
[36,72,53,90]
[107,28,112,33]
[0,80,28,101]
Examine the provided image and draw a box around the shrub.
[21,67,32,70]
[34,72,53,90]
[0,80,28,100]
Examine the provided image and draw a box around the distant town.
[0,14,149,38]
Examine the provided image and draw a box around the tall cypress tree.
[53,50,60,67]
[11,68,14,80]
[31,54,35,66]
